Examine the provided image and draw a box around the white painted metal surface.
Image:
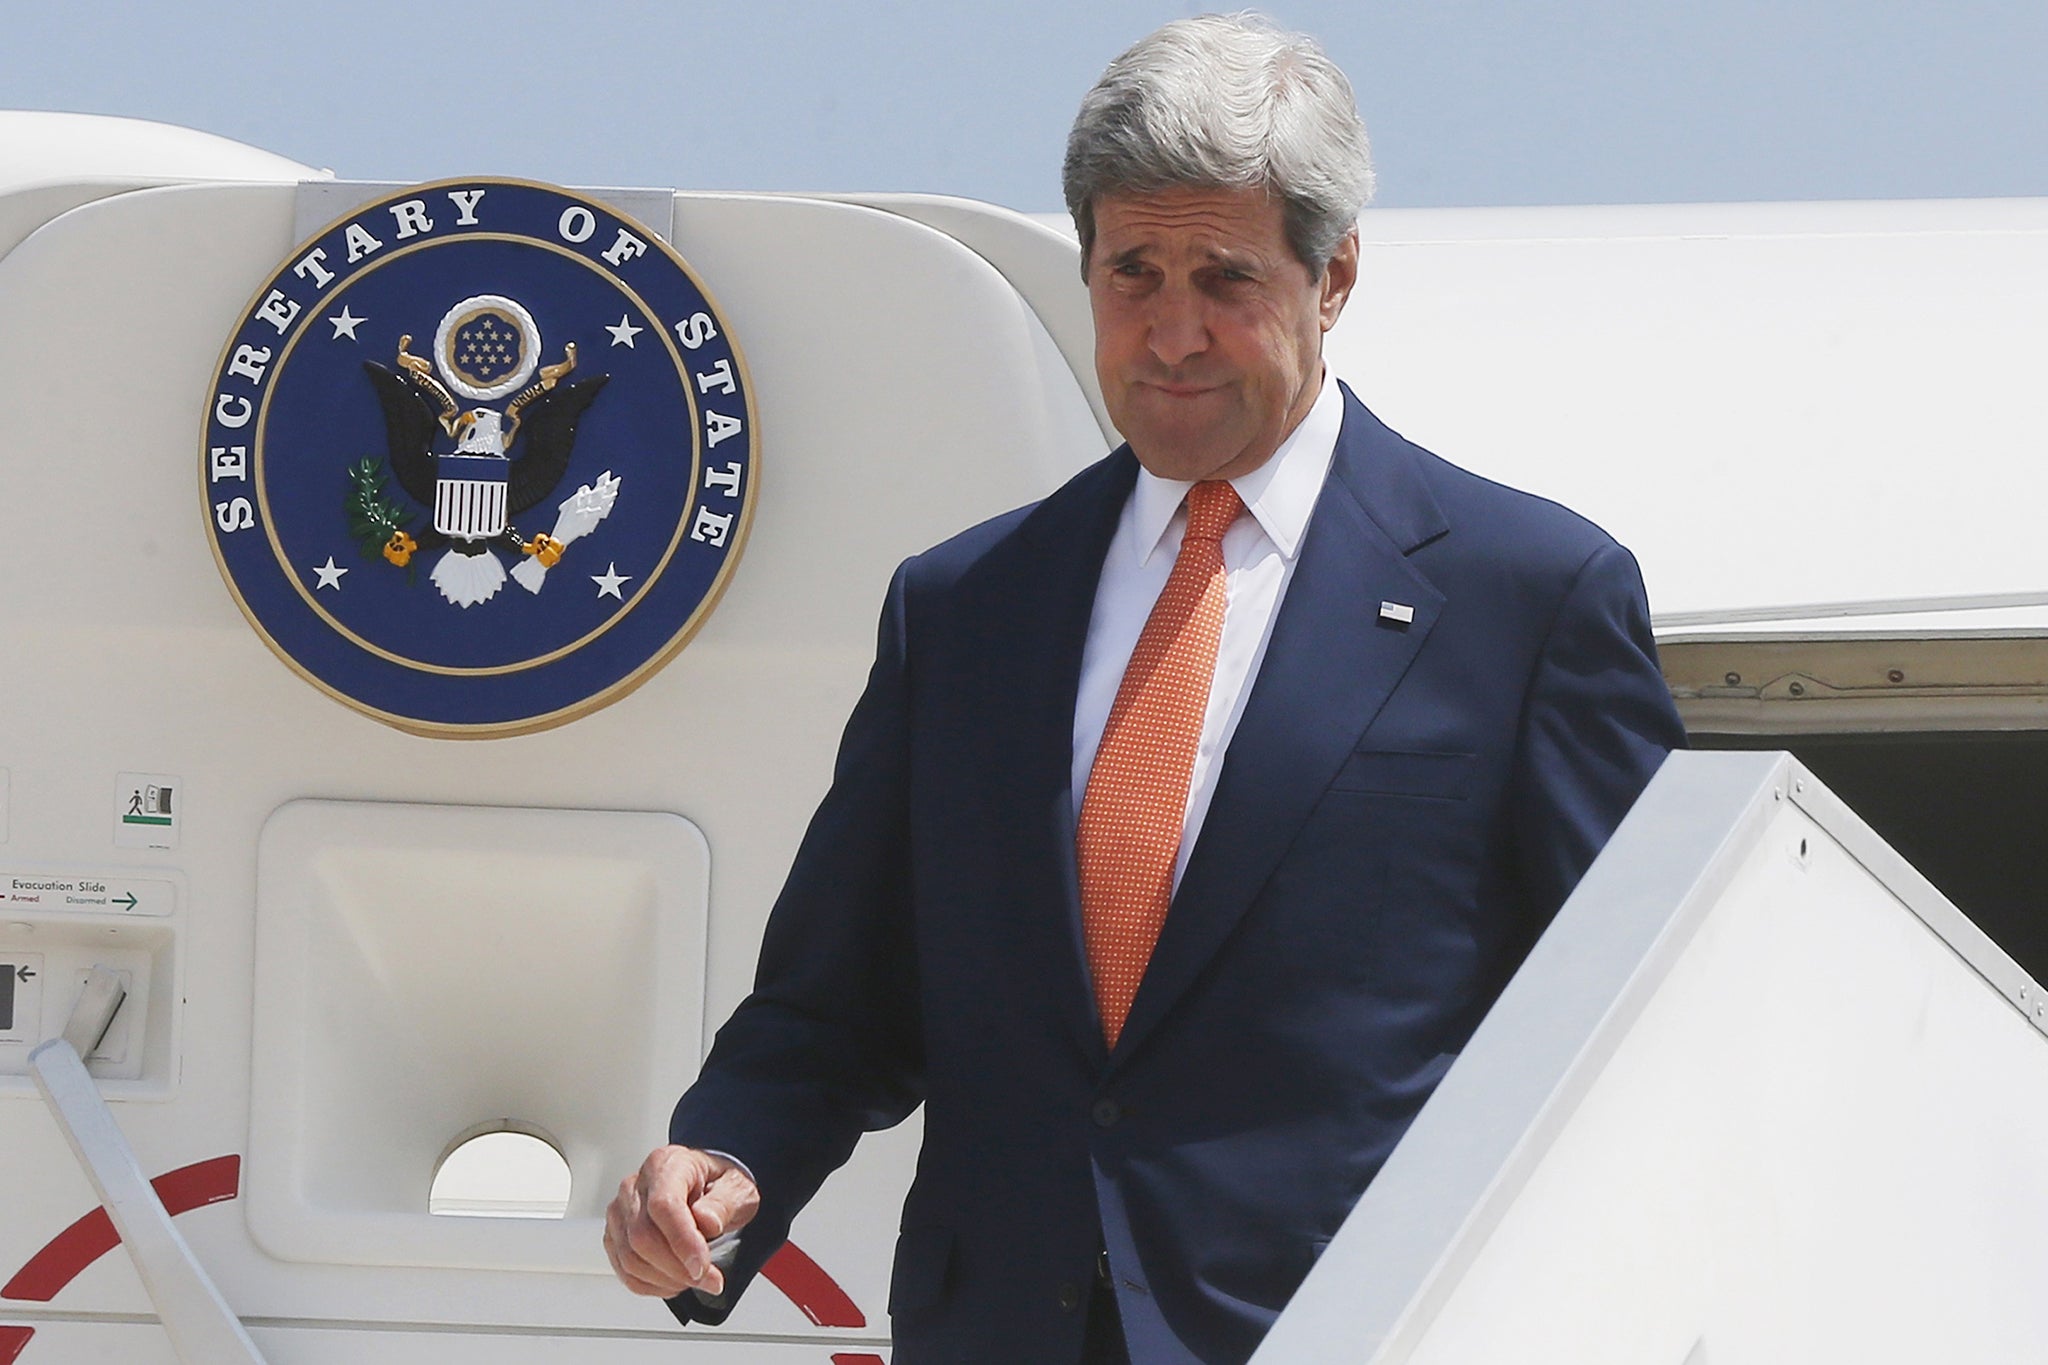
[1261,750,2048,1363]
[0,111,318,264]
[245,801,709,1276]
[0,111,317,184]
[1323,198,2048,635]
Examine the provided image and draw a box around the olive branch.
[346,457,416,578]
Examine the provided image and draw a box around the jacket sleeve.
[665,559,926,1323]
[1506,539,1687,934]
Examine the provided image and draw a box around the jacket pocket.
[1326,748,1475,800]
[888,1225,955,1324]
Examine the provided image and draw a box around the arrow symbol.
[113,893,138,911]
[16,965,33,982]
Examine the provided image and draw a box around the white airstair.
[1260,749,2048,1362]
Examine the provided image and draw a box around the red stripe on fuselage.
[0,1155,240,1302]
[761,1241,867,1328]
[4,1158,877,1363]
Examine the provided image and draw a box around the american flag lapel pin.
[1378,600,1415,628]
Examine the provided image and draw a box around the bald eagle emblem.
[202,177,759,737]
[349,293,615,607]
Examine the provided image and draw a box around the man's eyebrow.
[1100,242,1267,271]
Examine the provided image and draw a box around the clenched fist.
[604,1145,760,1298]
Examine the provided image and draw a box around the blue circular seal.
[200,178,757,736]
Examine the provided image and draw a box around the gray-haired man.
[607,15,1682,1364]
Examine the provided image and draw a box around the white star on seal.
[605,313,644,348]
[592,562,631,599]
[328,306,366,341]
[312,556,348,590]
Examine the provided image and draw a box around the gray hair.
[1063,12,1374,277]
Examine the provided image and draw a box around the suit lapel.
[1109,391,1450,1066]
[982,449,1136,1068]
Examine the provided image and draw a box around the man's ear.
[1319,228,1360,330]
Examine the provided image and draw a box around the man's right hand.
[604,1145,761,1298]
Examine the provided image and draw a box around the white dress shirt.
[1071,372,1343,889]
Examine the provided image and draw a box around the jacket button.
[1091,1098,1122,1128]
[1057,1281,1082,1312]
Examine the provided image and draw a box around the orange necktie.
[1078,479,1244,1046]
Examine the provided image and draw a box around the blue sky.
[7,1,2046,211]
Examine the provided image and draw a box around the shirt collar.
[1129,370,1343,566]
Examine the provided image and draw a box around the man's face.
[1087,186,1358,482]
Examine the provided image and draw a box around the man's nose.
[1146,285,1209,367]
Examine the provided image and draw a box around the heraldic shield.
[434,456,512,541]
[199,178,759,737]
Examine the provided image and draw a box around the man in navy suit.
[605,14,1684,1363]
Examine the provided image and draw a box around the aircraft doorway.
[1688,730,2048,985]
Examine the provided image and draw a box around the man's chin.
[1127,438,1247,482]
[1109,379,1269,473]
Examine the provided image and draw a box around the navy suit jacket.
[669,385,1684,1363]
